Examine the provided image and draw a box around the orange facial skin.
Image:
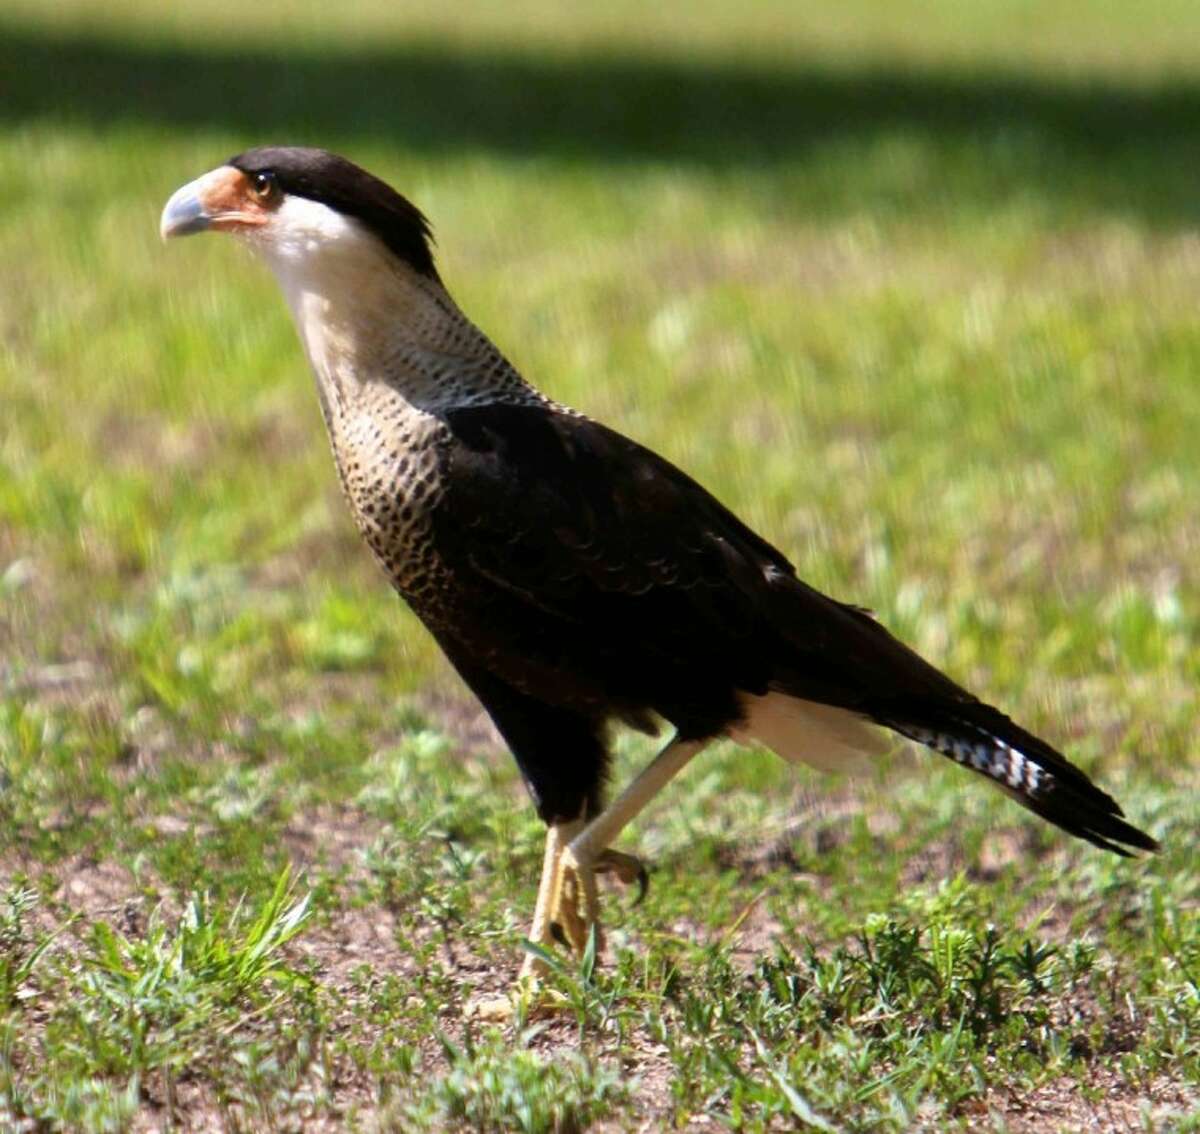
[161,165,282,239]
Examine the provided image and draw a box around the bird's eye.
[251,171,278,200]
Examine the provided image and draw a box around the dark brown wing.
[431,403,973,714]
[431,403,789,698]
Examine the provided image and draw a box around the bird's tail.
[879,704,1158,856]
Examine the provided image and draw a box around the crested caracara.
[161,147,1156,994]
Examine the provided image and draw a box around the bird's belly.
[422,583,722,738]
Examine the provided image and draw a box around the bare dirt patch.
[977,1069,1195,1133]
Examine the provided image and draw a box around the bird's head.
[160,146,438,281]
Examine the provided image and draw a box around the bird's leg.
[552,737,708,956]
[469,817,586,1021]
[518,817,583,982]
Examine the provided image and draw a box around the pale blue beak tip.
[160,186,211,240]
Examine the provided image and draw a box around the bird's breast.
[322,392,452,598]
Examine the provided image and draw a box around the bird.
[160,146,1156,988]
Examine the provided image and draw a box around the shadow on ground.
[3,20,1199,223]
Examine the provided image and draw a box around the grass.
[1,0,1198,1129]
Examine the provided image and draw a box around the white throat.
[248,199,410,402]
[245,195,544,422]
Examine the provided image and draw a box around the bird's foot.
[552,845,601,957]
[544,840,648,955]
[550,844,649,957]
[466,975,571,1023]
[470,845,649,1023]
[466,991,520,1023]
[594,847,649,905]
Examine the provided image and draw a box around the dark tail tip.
[1037,783,1158,857]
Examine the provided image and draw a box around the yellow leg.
[552,737,708,955]
[518,817,583,981]
[471,738,705,1018]
[469,818,585,1020]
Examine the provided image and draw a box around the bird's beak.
[160,179,212,239]
[160,165,267,240]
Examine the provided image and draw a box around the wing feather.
[433,404,782,664]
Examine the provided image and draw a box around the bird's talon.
[633,863,649,906]
[594,848,650,905]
